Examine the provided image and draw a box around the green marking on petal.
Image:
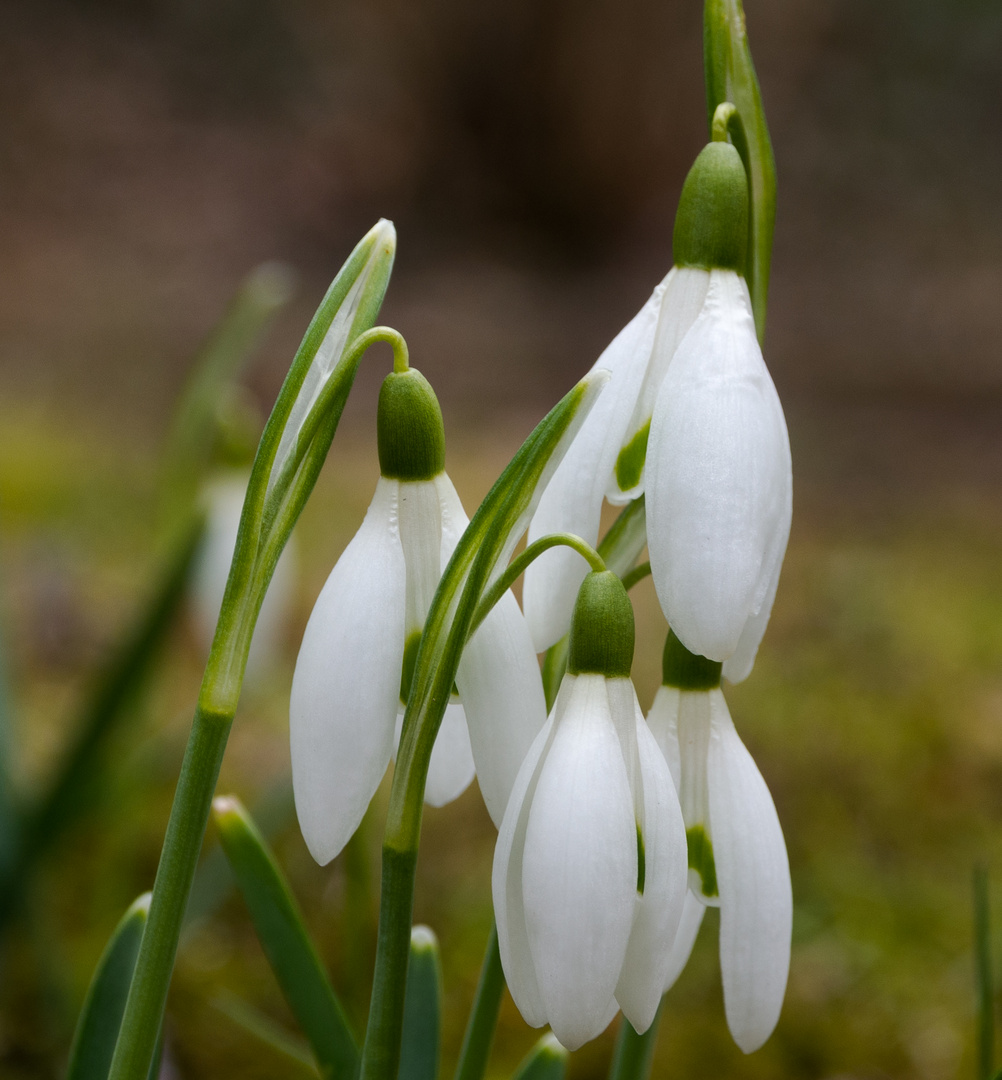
[686,825,718,898]
[615,421,650,493]
[400,630,422,705]
[636,823,646,896]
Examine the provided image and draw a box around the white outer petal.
[647,271,792,662]
[289,478,405,865]
[662,891,707,992]
[435,475,548,826]
[522,674,637,1051]
[611,266,711,504]
[493,709,558,1030]
[395,703,475,808]
[645,686,682,792]
[616,696,688,1033]
[707,689,791,1053]
[523,289,663,652]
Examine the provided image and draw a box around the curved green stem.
[470,534,605,637]
[453,924,504,1080]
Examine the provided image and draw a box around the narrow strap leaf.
[607,1003,664,1080]
[67,893,151,1080]
[213,795,359,1080]
[399,926,442,1080]
[704,0,777,342]
[511,1034,567,1080]
[0,518,202,930]
[452,923,504,1080]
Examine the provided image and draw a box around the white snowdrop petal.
[616,700,688,1033]
[290,478,406,865]
[523,293,662,652]
[647,271,791,662]
[398,479,446,632]
[394,703,475,808]
[432,474,548,827]
[493,711,558,1029]
[722,548,783,685]
[522,675,637,1050]
[707,690,791,1053]
[611,266,711,504]
[662,891,707,992]
[645,686,682,792]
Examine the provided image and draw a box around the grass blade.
[213,989,319,1075]
[213,795,359,1080]
[453,923,504,1080]
[511,1034,567,1080]
[399,927,442,1080]
[607,1002,664,1080]
[67,893,151,1080]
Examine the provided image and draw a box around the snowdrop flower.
[522,139,755,655]
[494,571,687,1050]
[646,629,791,1053]
[291,365,547,864]
[645,142,791,682]
[190,470,295,679]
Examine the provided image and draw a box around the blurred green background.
[2,0,1002,1077]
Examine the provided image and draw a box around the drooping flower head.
[646,142,792,682]
[524,138,791,686]
[493,570,687,1050]
[646,629,791,1053]
[290,363,547,864]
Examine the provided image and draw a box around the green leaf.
[0,518,203,930]
[399,927,442,1080]
[452,923,504,1080]
[607,1003,664,1080]
[213,795,359,1080]
[67,893,151,1080]
[704,0,777,342]
[161,261,295,518]
[512,1034,567,1080]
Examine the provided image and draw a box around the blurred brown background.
[3,2,1002,1078]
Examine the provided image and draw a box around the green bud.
[672,141,748,273]
[377,368,446,481]
[661,629,722,690]
[567,571,635,679]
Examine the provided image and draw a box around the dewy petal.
[662,891,706,992]
[493,709,559,1030]
[522,674,637,1051]
[611,266,711,505]
[289,478,406,865]
[616,693,688,1033]
[435,475,548,827]
[707,689,792,1053]
[522,286,664,652]
[647,270,792,662]
[395,703,476,808]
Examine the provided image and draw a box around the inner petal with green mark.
[635,822,646,896]
[615,420,650,493]
[686,824,719,901]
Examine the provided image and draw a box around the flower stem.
[607,1003,664,1080]
[470,533,605,636]
[619,561,651,593]
[452,924,504,1080]
[108,704,233,1080]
